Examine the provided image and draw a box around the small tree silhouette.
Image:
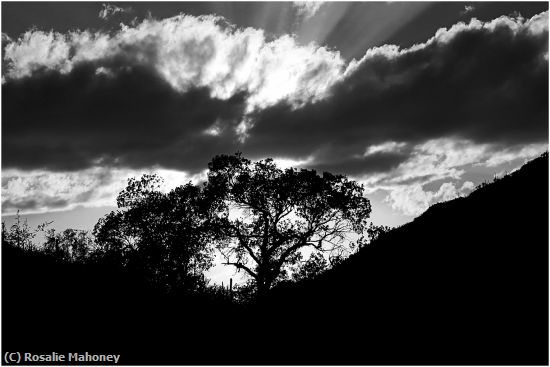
[1,211,49,252]
[43,228,95,262]
[205,153,372,296]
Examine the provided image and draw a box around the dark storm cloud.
[2,13,346,173]
[312,151,413,176]
[2,61,246,172]
[2,11,548,178]
[242,13,548,175]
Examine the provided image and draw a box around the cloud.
[364,142,408,156]
[1,167,206,215]
[359,139,546,216]
[483,144,549,167]
[3,14,344,111]
[385,180,474,216]
[359,139,546,191]
[2,11,548,214]
[293,2,325,20]
[2,62,247,172]
[2,167,119,214]
[460,5,475,16]
[2,13,346,172]
[99,4,132,20]
[243,12,548,174]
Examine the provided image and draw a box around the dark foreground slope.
[258,152,549,364]
[2,153,548,365]
[2,244,237,365]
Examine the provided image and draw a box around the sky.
[1,1,548,282]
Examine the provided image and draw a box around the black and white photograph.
[1,1,548,365]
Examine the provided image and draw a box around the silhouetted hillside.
[3,153,548,364]
[258,153,548,364]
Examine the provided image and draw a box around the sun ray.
[296,2,431,60]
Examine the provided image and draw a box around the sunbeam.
[297,2,431,60]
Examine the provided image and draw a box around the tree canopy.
[205,153,372,295]
[5,153,375,298]
[43,228,95,262]
[93,174,216,292]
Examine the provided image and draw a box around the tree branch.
[223,261,258,279]
[221,220,261,265]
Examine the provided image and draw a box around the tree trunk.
[257,282,269,299]
[256,266,272,299]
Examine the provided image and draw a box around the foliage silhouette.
[205,152,372,295]
[2,211,41,252]
[291,251,329,282]
[352,221,392,250]
[43,228,95,262]
[2,152,547,364]
[93,174,216,292]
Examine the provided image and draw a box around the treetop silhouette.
[14,152,373,297]
[205,152,372,295]
[93,174,216,292]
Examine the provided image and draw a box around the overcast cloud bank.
[2,11,548,216]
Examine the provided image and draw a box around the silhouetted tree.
[43,228,95,262]
[354,222,393,250]
[93,174,216,292]
[2,211,43,251]
[205,153,372,296]
[292,252,329,282]
[367,222,391,242]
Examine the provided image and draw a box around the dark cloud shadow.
[243,16,548,175]
[2,12,547,177]
[3,61,247,172]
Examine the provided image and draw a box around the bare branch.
[223,261,258,279]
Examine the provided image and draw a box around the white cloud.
[385,179,475,216]
[1,167,206,215]
[4,31,72,77]
[460,181,475,192]
[376,139,485,216]
[360,139,547,191]
[1,140,545,216]
[3,14,345,113]
[364,141,407,156]
[358,138,487,191]
[345,11,548,76]
[483,144,548,167]
[1,154,317,215]
[357,138,546,216]
[3,10,546,143]
[2,32,12,42]
[526,11,549,35]
[272,156,314,169]
[460,5,475,16]
[293,2,325,20]
[4,10,546,112]
[99,4,132,20]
